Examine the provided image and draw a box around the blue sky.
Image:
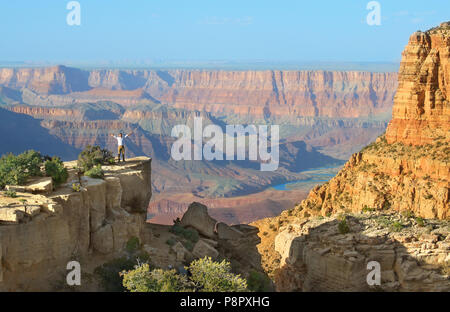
[0,0,448,65]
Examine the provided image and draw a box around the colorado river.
[270,165,342,191]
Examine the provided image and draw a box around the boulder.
[274,227,306,265]
[201,238,219,247]
[217,222,243,240]
[180,202,217,238]
[232,224,259,236]
[5,177,53,195]
[192,240,219,260]
[0,208,25,224]
[42,202,63,214]
[92,224,114,254]
[172,242,188,262]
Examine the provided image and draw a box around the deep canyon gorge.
[0,66,398,223]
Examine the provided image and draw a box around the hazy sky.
[0,0,448,64]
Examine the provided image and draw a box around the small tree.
[85,164,104,179]
[247,270,272,292]
[189,257,247,292]
[0,150,43,188]
[77,145,114,172]
[122,264,192,292]
[44,157,68,186]
[121,257,247,292]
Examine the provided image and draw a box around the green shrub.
[0,150,43,188]
[401,210,415,218]
[122,264,191,292]
[3,190,17,198]
[382,200,391,210]
[189,257,247,292]
[390,221,404,232]
[338,216,350,234]
[247,270,272,292]
[94,256,143,292]
[362,205,376,213]
[415,217,425,227]
[121,257,247,292]
[77,145,114,172]
[170,224,184,236]
[44,157,68,186]
[182,240,194,251]
[183,227,197,240]
[72,183,81,192]
[17,150,43,177]
[376,216,392,228]
[166,238,176,247]
[170,224,199,244]
[85,164,104,179]
[126,237,140,253]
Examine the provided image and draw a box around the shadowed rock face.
[0,107,80,159]
[386,23,450,146]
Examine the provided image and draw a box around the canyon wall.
[0,66,398,162]
[0,67,397,119]
[253,22,450,292]
[0,157,152,291]
[271,213,449,291]
[287,23,450,221]
[0,64,398,224]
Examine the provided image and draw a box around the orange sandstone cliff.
[252,24,450,292]
[282,23,450,220]
[386,24,450,145]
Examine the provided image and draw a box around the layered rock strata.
[0,157,151,291]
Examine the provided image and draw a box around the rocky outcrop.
[0,65,90,95]
[150,70,398,118]
[285,23,450,221]
[0,157,151,291]
[253,23,450,292]
[386,22,450,145]
[273,213,449,291]
[168,202,265,279]
[288,135,449,220]
[180,202,218,238]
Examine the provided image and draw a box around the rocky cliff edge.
[0,157,151,291]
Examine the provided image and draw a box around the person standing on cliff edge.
[110,132,133,163]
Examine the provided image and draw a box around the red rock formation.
[386,23,450,145]
[9,105,85,120]
[156,70,397,118]
[283,23,450,220]
[0,67,398,119]
[0,65,90,94]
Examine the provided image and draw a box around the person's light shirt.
[114,135,128,146]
